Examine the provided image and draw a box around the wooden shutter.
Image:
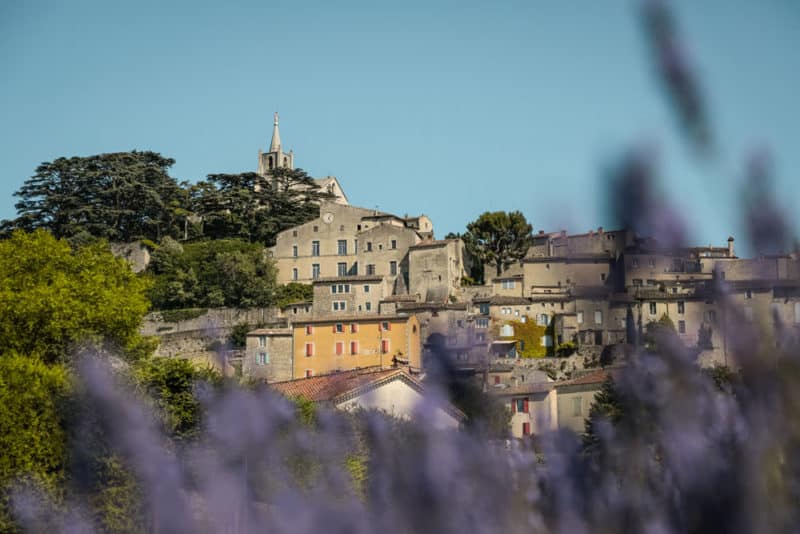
[351,341,358,355]
[336,342,343,356]
[523,398,529,413]
[511,400,516,413]
[306,343,313,357]
[332,324,337,333]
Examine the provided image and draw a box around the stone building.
[244,328,293,382]
[311,275,389,317]
[290,314,422,378]
[408,239,467,303]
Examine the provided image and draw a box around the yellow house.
[292,314,421,379]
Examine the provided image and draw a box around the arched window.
[268,156,273,169]
[283,157,288,166]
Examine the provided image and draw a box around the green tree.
[0,354,70,530]
[0,230,153,364]
[193,167,334,245]
[133,357,221,442]
[1,152,187,242]
[275,283,313,308]
[462,211,533,277]
[643,313,677,352]
[146,239,277,310]
[582,376,624,458]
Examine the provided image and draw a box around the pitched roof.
[292,314,412,325]
[270,368,467,420]
[555,369,617,389]
[246,328,292,337]
[488,381,554,396]
[314,275,384,283]
[270,367,403,402]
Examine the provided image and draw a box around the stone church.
[257,112,348,205]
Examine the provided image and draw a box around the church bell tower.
[257,112,294,175]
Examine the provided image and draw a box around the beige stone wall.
[523,258,612,293]
[623,253,711,288]
[408,240,466,302]
[491,276,524,297]
[244,332,293,382]
[356,224,420,287]
[556,385,600,433]
[312,276,388,317]
[271,202,376,284]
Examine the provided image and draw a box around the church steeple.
[258,111,294,175]
[269,112,282,153]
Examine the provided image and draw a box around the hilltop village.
[123,115,800,438]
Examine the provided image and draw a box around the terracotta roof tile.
[270,367,404,402]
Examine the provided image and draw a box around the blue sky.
[1,0,798,251]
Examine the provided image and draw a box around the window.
[332,301,347,311]
[537,314,548,326]
[678,320,686,333]
[363,285,370,293]
[381,339,390,354]
[366,264,376,275]
[292,230,298,237]
[305,369,313,378]
[258,336,266,348]
[313,226,318,233]
[305,325,313,335]
[704,310,717,323]
[522,422,531,436]
[337,262,347,277]
[366,242,373,252]
[476,318,489,328]
[594,310,603,325]
[501,280,516,289]
[365,302,372,311]
[648,258,655,268]
[305,343,314,357]
[649,302,657,315]
[479,303,489,315]
[331,285,337,294]
[339,224,345,232]
[391,239,397,249]
[600,273,606,281]
[577,311,584,324]
[632,258,639,268]
[292,268,298,281]
[390,261,397,276]
[350,323,358,333]
[514,398,529,413]
[572,397,582,417]
[633,279,643,287]
[312,264,320,279]
[350,341,359,355]
[514,310,520,317]
[494,376,500,385]
[256,352,269,365]
[354,239,358,253]
[311,241,320,256]
[677,301,685,314]
[381,321,391,331]
[337,240,347,255]
[378,244,383,250]
[292,245,298,258]
[745,290,753,300]
[476,332,486,342]
[335,341,344,356]
[335,323,343,333]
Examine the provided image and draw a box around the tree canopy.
[0,230,152,363]
[192,167,334,245]
[146,238,278,310]
[462,211,533,277]
[1,152,186,243]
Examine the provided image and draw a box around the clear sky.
[1,0,798,250]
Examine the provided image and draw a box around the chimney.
[727,236,735,258]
